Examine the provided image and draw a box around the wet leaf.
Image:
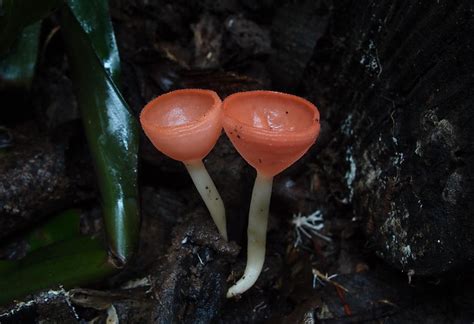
[0,22,41,90]
[0,0,60,55]
[26,209,81,252]
[0,237,115,305]
[0,0,138,306]
[0,260,17,275]
[60,0,140,262]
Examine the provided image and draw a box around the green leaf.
[0,0,61,55]
[66,0,121,83]
[0,0,139,305]
[0,237,115,306]
[20,235,103,267]
[26,209,81,252]
[60,0,140,263]
[0,260,17,275]
[0,22,41,90]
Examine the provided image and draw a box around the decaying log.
[268,0,329,90]
[304,0,474,275]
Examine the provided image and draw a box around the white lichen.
[442,171,462,204]
[361,150,382,189]
[292,210,332,247]
[359,39,382,76]
[401,245,412,259]
[340,114,357,203]
[345,146,357,202]
[430,119,456,147]
[382,203,418,266]
[392,152,405,166]
[407,269,415,284]
[341,114,353,136]
[415,140,423,156]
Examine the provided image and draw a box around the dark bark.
[268,0,329,91]
[304,0,474,275]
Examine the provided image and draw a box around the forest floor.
[0,0,473,323]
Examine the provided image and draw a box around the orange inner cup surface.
[140,89,223,162]
[223,91,320,177]
[144,93,214,127]
[225,93,315,132]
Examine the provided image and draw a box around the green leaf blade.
[0,22,41,90]
[60,0,140,263]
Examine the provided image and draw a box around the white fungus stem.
[227,172,273,298]
[185,160,227,241]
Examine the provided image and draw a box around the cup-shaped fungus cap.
[140,89,223,163]
[222,90,320,177]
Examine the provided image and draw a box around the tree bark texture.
[304,0,474,275]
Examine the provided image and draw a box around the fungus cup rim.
[140,88,222,136]
[222,90,320,144]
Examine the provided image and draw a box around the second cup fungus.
[140,89,228,241]
[223,90,320,297]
